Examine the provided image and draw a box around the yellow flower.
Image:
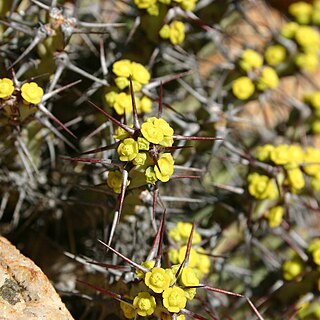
[113,126,131,140]
[133,152,147,165]
[265,206,283,228]
[311,174,320,191]
[113,92,135,115]
[169,21,185,45]
[115,76,130,90]
[107,171,127,194]
[0,78,14,99]
[178,246,198,268]
[154,153,175,182]
[180,0,197,11]
[239,49,263,72]
[281,22,299,39]
[130,62,150,85]
[295,26,320,51]
[162,287,187,313]
[165,268,177,286]
[141,117,174,145]
[117,138,139,162]
[145,267,171,293]
[287,167,305,191]
[248,173,278,200]
[137,137,150,151]
[289,1,312,24]
[136,260,155,279]
[287,145,305,166]
[283,257,304,281]
[270,144,290,165]
[305,91,320,110]
[168,249,179,264]
[120,300,136,319]
[265,45,286,66]
[179,266,199,287]
[147,3,159,15]
[256,144,275,162]
[256,67,279,91]
[134,0,157,9]
[113,59,132,77]
[232,76,255,100]
[145,166,158,184]
[295,52,319,72]
[139,96,152,113]
[105,91,118,105]
[308,238,320,253]
[21,82,44,104]
[159,24,170,39]
[133,292,156,317]
[176,222,202,244]
[304,147,320,176]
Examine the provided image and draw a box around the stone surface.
[0,236,74,320]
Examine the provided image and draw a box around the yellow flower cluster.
[105,59,152,115]
[280,21,320,72]
[134,0,198,16]
[232,49,279,100]
[112,117,175,186]
[159,21,185,45]
[107,170,130,194]
[121,261,200,318]
[264,45,286,66]
[265,206,284,228]
[0,78,43,104]
[283,255,304,281]
[256,144,320,193]
[289,1,320,26]
[168,222,210,278]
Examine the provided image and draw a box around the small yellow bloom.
[113,126,131,140]
[311,174,320,191]
[265,45,286,66]
[115,76,130,90]
[141,117,174,145]
[0,78,14,99]
[147,3,159,15]
[162,287,187,313]
[280,22,299,39]
[117,138,139,162]
[283,257,304,281]
[239,49,263,72]
[168,249,179,264]
[159,24,170,39]
[308,238,320,253]
[289,1,312,24]
[113,59,132,77]
[133,152,147,165]
[120,300,136,319]
[113,92,135,115]
[136,260,155,279]
[145,267,171,293]
[313,248,320,265]
[133,292,156,317]
[107,170,126,194]
[232,76,255,100]
[287,145,305,166]
[180,0,197,11]
[145,166,158,184]
[184,288,197,300]
[179,266,199,286]
[137,137,150,151]
[256,67,279,91]
[248,173,278,200]
[154,153,175,182]
[169,21,185,45]
[270,144,290,165]
[176,222,202,244]
[265,206,283,228]
[21,82,44,104]
[295,52,319,72]
[165,268,177,286]
[196,247,211,275]
[295,26,320,50]
[256,144,275,162]
[105,91,118,105]
[287,167,305,191]
[305,91,320,110]
[130,62,150,85]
